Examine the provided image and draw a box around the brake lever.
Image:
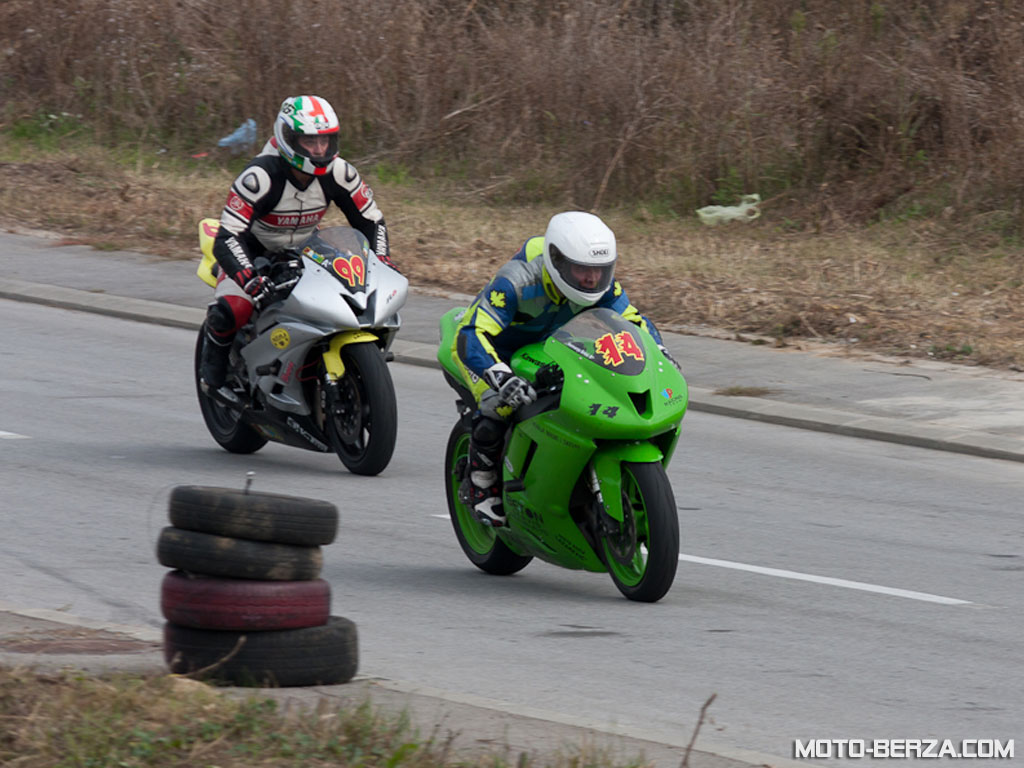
[253,277,300,311]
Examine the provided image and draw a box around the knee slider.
[472,414,506,454]
[206,298,236,336]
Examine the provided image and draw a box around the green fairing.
[440,306,688,601]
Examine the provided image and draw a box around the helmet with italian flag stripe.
[273,95,340,176]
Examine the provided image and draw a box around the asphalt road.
[1,298,1021,765]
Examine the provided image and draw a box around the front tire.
[444,421,532,575]
[325,342,397,476]
[601,461,679,602]
[194,323,266,454]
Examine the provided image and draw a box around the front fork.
[588,442,666,531]
[318,330,381,426]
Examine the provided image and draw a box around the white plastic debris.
[696,194,761,226]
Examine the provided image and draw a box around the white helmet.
[273,95,340,176]
[542,211,617,306]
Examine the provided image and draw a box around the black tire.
[169,485,338,546]
[164,616,358,687]
[156,527,322,581]
[161,570,331,631]
[601,462,679,603]
[444,421,532,575]
[194,323,267,454]
[325,342,397,476]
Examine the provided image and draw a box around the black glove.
[234,267,272,305]
[243,275,272,305]
[484,363,537,409]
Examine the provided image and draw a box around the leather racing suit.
[452,234,663,518]
[205,138,392,349]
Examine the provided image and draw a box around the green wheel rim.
[604,467,650,587]
[450,431,497,555]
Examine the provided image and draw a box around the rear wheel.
[444,421,532,575]
[601,461,679,602]
[325,342,397,476]
[194,323,266,454]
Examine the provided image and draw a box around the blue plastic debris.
[217,118,258,153]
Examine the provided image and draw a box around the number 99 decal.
[332,255,366,288]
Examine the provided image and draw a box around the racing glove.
[375,248,400,272]
[234,267,272,305]
[484,363,537,409]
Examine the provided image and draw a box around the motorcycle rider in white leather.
[200,95,395,390]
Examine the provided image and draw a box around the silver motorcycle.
[193,221,408,475]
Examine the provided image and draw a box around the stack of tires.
[156,485,357,687]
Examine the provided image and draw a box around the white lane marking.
[0,430,29,439]
[430,515,971,605]
[679,554,971,605]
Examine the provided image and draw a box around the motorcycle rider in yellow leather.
[453,211,674,527]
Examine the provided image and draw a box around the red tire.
[160,570,330,631]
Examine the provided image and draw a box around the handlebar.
[252,259,302,310]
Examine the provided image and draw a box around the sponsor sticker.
[352,180,374,211]
[271,328,291,349]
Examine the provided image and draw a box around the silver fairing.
[239,228,409,415]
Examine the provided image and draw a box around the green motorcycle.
[438,306,689,602]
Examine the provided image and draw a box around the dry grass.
[5,0,1024,219]
[0,665,652,768]
[0,666,431,767]
[4,1,1024,369]
[2,140,1023,371]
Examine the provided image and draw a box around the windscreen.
[301,227,373,294]
[550,308,647,376]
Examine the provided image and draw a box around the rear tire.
[325,342,397,476]
[444,421,532,576]
[601,462,679,602]
[194,323,266,454]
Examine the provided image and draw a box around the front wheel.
[602,461,679,602]
[324,341,397,476]
[444,421,532,575]
[194,323,267,454]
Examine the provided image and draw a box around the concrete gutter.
[3,276,1023,464]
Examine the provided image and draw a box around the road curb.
[3,277,1022,463]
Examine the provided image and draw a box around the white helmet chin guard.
[542,211,617,306]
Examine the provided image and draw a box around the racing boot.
[199,330,232,390]
[459,442,505,527]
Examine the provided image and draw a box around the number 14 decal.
[595,331,644,366]
[588,403,619,418]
